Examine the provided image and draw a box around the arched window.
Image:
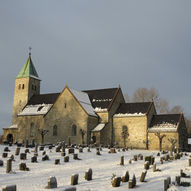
[22,84,25,89]
[53,125,57,136]
[72,124,77,136]
[30,123,35,137]
[122,126,128,132]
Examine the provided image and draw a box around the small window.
[122,126,127,132]
[72,124,77,136]
[18,84,21,89]
[64,103,67,108]
[30,123,35,137]
[34,86,37,91]
[53,125,57,136]
[22,84,25,89]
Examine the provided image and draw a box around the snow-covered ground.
[0,145,191,191]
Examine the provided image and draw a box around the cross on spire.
[29,46,32,56]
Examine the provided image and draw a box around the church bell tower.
[12,51,41,124]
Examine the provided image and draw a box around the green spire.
[16,53,40,79]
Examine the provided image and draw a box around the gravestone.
[109,148,116,153]
[56,146,61,152]
[134,155,137,161]
[6,159,12,173]
[121,171,129,182]
[140,170,147,182]
[0,160,4,166]
[61,152,66,157]
[96,150,101,155]
[55,159,60,165]
[79,148,83,153]
[71,174,79,185]
[153,163,156,172]
[20,153,27,160]
[2,153,8,158]
[132,174,136,187]
[73,154,79,160]
[120,156,124,165]
[85,168,92,181]
[25,148,30,154]
[128,179,133,189]
[64,156,69,162]
[19,163,29,171]
[144,161,149,170]
[112,177,121,187]
[39,146,44,151]
[62,187,76,191]
[2,185,16,191]
[31,156,37,163]
[42,155,49,161]
[46,176,57,189]
[68,148,75,154]
[15,147,20,155]
[42,151,46,155]
[4,147,10,152]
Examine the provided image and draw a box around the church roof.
[114,102,152,116]
[148,114,182,132]
[83,88,118,110]
[27,93,60,105]
[16,54,40,80]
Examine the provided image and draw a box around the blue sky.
[0,0,191,133]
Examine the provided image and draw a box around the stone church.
[3,53,188,151]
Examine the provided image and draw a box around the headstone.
[138,154,143,160]
[112,177,121,187]
[55,159,60,165]
[25,140,29,148]
[6,159,12,173]
[132,174,136,187]
[87,147,91,152]
[153,163,156,172]
[0,160,4,166]
[42,151,46,155]
[10,155,14,161]
[121,171,129,182]
[96,150,101,155]
[2,153,8,158]
[15,147,20,155]
[49,145,53,150]
[188,159,191,167]
[140,170,147,182]
[134,155,137,161]
[128,179,133,189]
[56,146,61,152]
[129,159,132,164]
[164,179,168,191]
[2,185,16,191]
[160,157,163,164]
[120,156,124,165]
[62,146,65,152]
[175,176,180,186]
[71,174,79,185]
[25,148,30,154]
[61,152,66,157]
[85,168,92,181]
[64,156,69,162]
[73,154,79,160]
[144,161,149,170]
[42,155,49,161]
[46,176,57,189]
[4,147,10,152]
[31,156,37,163]
[20,153,27,160]
[109,148,116,153]
[68,148,75,154]
[39,146,44,151]
[19,163,29,171]
[79,148,83,153]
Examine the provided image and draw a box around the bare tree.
[132,87,169,114]
[168,138,177,154]
[121,128,129,148]
[169,105,184,114]
[124,93,130,102]
[155,132,166,151]
[38,129,49,144]
[80,129,86,145]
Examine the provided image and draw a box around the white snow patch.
[149,123,178,132]
[114,113,145,117]
[3,124,18,129]
[18,104,52,116]
[94,107,107,112]
[92,123,106,132]
[92,99,112,102]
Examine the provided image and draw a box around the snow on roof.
[92,123,106,132]
[149,122,178,132]
[114,112,145,117]
[18,104,53,116]
[3,124,18,130]
[94,107,107,112]
[70,88,96,117]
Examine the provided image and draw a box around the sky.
[0,0,191,134]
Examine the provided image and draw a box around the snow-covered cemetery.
[1,143,191,191]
